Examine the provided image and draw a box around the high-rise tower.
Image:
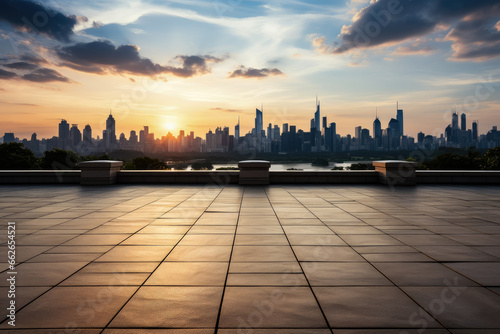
[255,107,263,136]
[235,116,240,141]
[396,102,404,136]
[59,119,70,140]
[314,96,320,131]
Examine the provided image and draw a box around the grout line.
[281,185,453,333]
[264,187,335,334]
[213,187,245,334]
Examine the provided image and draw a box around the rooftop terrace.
[1,184,500,333]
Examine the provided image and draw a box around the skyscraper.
[69,124,82,147]
[314,97,320,132]
[373,115,382,145]
[396,102,404,136]
[106,112,116,144]
[83,125,92,143]
[461,113,467,131]
[452,112,459,130]
[388,118,401,149]
[255,108,263,136]
[235,117,240,141]
[59,119,69,140]
[472,121,478,141]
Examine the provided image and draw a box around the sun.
[164,122,177,132]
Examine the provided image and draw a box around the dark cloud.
[20,54,48,65]
[0,68,18,79]
[228,66,284,79]
[0,0,80,42]
[331,0,500,61]
[56,40,224,78]
[446,11,500,61]
[22,68,71,82]
[2,61,39,70]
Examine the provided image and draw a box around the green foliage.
[81,154,110,161]
[482,147,500,170]
[331,166,344,170]
[123,157,169,170]
[419,149,484,170]
[312,158,329,166]
[40,149,80,170]
[348,163,374,170]
[191,160,213,170]
[216,167,239,170]
[0,143,38,170]
[172,163,189,170]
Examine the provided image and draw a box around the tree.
[191,160,213,170]
[40,149,81,170]
[0,143,38,170]
[483,147,500,170]
[126,157,168,170]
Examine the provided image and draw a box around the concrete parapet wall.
[270,171,379,184]
[0,170,80,184]
[0,168,500,185]
[117,170,239,184]
[416,170,500,184]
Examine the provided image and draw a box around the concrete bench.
[373,160,418,186]
[238,160,271,185]
[79,160,123,185]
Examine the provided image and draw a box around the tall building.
[388,118,401,149]
[472,121,478,141]
[282,123,289,133]
[355,126,362,139]
[314,97,321,132]
[83,125,92,143]
[130,130,138,144]
[373,115,382,146]
[3,133,15,143]
[396,102,404,136]
[235,117,240,141]
[106,112,116,144]
[461,113,467,131]
[69,124,82,147]
[255,108,263,137]
[452,112,459,130]
[59,119,69,140]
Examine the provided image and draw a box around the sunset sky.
[1,0,500,140]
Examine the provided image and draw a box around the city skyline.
[1,1,500,139]
[4,100,500,157]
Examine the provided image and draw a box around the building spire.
[376,107,378,119]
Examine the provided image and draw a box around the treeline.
[0,143,214,170]
[417,147,500,170]
[1,142,499,171]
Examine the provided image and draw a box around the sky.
[1,0,500,140]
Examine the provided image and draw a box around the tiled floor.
[0,184,500,333]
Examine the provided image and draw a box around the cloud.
[0,68,18,79]
[2,61,39,70]
[210,107,245,113]
[329,0,500,61]
[0,0,80,42]
[56,40,224,78]
[22,68,71,83]
[446,14,500,61]
[393,40,437,56]
[228,66,285,79]
[20,54,48,65]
